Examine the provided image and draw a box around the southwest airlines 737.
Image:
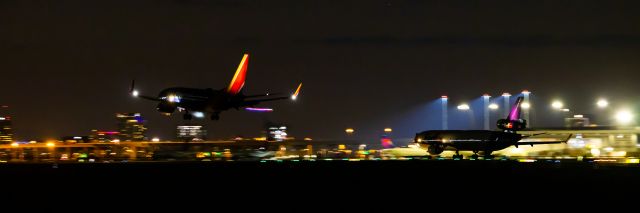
[129,53,302,120]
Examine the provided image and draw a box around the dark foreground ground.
[3,160,640,203]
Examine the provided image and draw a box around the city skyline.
[2,0,640,140]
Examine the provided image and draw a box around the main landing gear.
[471,152,479,160]
[452,151,464,160]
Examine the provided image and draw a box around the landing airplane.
[415,96,571,159]
[129,53,302,120]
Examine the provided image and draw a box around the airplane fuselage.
[156,87,244,115]
[415,130,523,155]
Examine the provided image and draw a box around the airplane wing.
[516,134,572,147]
[129,80,161,101]
[521,133,547,138]
[242,83,302,105]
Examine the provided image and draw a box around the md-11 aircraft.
[129,53,302,120]
[415,96,571,159]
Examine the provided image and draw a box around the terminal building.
[503,115,640,157]
[116,113,147,142]
[0,116,12,144]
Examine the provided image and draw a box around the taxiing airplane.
[415,96,571,159]
[130,53,302,120]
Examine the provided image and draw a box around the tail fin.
[508,96,524,121]
[381,135,394,149]
[291,83,302,100]
[226,54,249,95]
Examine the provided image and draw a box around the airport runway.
[4,160,640,185]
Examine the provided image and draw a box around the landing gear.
[483,151,494,160]
[452,151,463,160]
[471,154,479,160]
[183,113,193,120]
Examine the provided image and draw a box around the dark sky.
[2,0,640,141]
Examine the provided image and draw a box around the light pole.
[457,103,473,129]
[551,100,565,126]
[482,94,490,130]
[596,98,610,125]
[502,93,511,118]
[441,96,448,130]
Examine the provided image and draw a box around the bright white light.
[482,94,490,98]
[488,103,499,110]
[152,138,160,142]
[522,90,531,95]
[502,93,511,97]
[551,101,564,109]
[192,112,205,118]
[291,95,297,100]
[521,102,531,109]
[597,99,609,108]
[574,114,583,118]
[457,104,470,110]
[132,90,139,97]
[604,147,614,152]
[167,95,181,103]
[562,108,570,112]
[615,110,634,125]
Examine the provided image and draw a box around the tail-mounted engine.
[497,118,526,131]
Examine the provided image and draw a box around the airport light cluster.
[457,104,470,110]
[597,99,609,108]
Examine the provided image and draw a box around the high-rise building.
[176,125,207,141]
[267,125,288,142]
[116,113,147,141]
[0,116,12,144]
[90,130,120,142]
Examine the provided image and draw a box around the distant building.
[565,115,590,128]
[90,130,120,142]
[176,125,207,141]
[267,125,288,142]
[116,113,147,141]
[0,116,12,144]
[61,136,91,143]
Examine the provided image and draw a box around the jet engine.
[427,143,444,155]
[156,102,176,114]
[497,119,526,131]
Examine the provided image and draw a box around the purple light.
[245,107,273,112]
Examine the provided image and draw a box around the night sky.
[2,0,640,141]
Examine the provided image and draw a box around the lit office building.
[0,116,12,144]
[116,113,147,141]
[176,125,207,141]
[90,130,120,142]
[267,125,288,142]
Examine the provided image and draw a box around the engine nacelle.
[156,102,176,114]
[427,143,444,155]
[497,119,527,131]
